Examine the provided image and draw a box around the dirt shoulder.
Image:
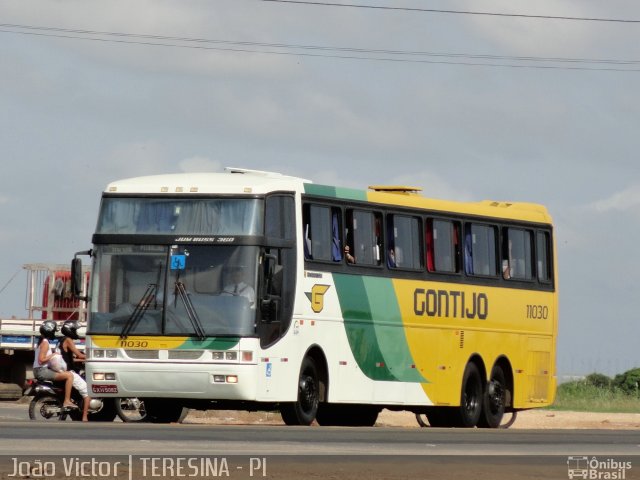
[185,408,640,429]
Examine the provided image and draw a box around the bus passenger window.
[387,214,422,270]
[427,219,460,273]
[465,224,498,277]
[303,204,344,262]
[347,209,382,266]
[536,231,552,282]
[502,228,533,280]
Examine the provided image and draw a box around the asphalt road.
[1,401,639,479]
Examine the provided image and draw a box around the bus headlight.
[91,349,118,359]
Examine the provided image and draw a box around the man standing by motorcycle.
[59,321,91,422]
[32,320,76,410]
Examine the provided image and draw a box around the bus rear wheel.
[280,356,319,426]
[478,365,507,428]
[453,362,483,428]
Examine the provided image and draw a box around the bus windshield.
[96,197,264,235]
[89,244,258,337]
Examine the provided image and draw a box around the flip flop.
[63,403,79,410]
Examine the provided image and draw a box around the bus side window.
[428,219,460,273]
[302,204,313,260]
[502,227,534,280]
[386,214,396,268]
[303,204,343,262]
[347,209,382,266]
[465,223,498,277]
[331,211,343,262]
[388,214,422,270]
[303,223,312,259]
[536,231,552,283]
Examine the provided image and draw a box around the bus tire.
[454,362,483,428]
[280,356,319,426]
[478,365,507,429]
[144,398,188,423]
[415,413,429,427]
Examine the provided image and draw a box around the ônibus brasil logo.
[567,456,632,479]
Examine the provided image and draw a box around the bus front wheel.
[280,356,319,426]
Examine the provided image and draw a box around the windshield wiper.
[174,281,206,340]
[120,283,157,339]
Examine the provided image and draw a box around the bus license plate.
[92,384,118,394]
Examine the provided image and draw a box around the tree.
[612,368,640,396]
[584,372,612,390]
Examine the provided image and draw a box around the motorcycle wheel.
[29,395,65,421]
[115,398,147,423]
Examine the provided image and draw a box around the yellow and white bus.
[77,167,557,427]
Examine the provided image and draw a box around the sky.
[1,0,639,377]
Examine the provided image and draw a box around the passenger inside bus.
[344,245,356,264]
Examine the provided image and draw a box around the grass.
[548,381,640,413]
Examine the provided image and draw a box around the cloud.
[0,195,9,205]
[178,156,222,173]
[590,185,640,213]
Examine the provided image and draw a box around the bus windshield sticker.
[170,254,186,270]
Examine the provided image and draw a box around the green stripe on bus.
[362,276,426,383]
[333,274,425,382]
[304,183,367,201]
[178,337,239,350]
[333,274,395,380]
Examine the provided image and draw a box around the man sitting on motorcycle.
[59,321,92,422]
[32,320,76,410]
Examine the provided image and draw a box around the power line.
[2,23,640,72]
[0,268,21,296]
[258,0,640,23]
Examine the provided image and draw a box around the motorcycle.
[24,377,117,422]
[24,375,148,422]
[114,397,147,422]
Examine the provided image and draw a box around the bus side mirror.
[260,296,279,323]
[71,258,83,297]
[71,250,92,300]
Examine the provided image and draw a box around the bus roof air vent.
[225,167,284,178]
[368,185,422,195]
[485,201,514,208]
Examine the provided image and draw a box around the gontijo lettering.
[414,288,489,320]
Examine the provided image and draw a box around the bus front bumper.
[87,361,259,400]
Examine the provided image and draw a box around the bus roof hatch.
[368,185,422,195]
